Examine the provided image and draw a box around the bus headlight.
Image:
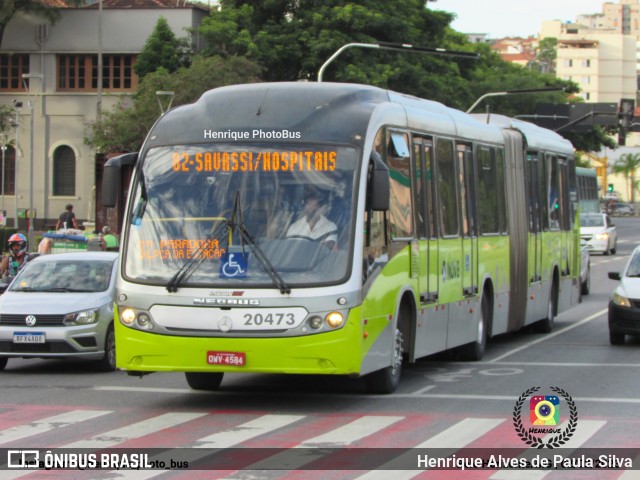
[137,313,153,329]
[325,311,344,328]
[308,316,323,329]
[121,308,136,325]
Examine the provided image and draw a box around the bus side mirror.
[102,153,138,207]
[368,152,390,211]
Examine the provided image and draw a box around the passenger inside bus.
[286,189,338,249]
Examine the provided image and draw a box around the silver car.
[0,251,118,371]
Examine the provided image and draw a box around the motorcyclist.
[0,233,31,278]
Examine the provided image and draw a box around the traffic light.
[608,183,614,193]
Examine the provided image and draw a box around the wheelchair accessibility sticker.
[220,249,250,278]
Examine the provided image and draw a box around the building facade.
[0,0,209,234]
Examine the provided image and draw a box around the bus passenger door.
[458,144,478,297]
[413,137,438,304]
[526,152,543,284]
[411,136,445,357]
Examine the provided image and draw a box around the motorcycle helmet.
[7,233,27,257]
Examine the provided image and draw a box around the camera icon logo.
[529,395,560,425]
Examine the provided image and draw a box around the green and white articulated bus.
[103,82,581,394]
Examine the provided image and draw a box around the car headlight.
[595,233,609,240]
[64,309,98,325]
[612,292,631,308]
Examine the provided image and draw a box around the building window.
[563,59,573,68]
[52,145,75,196]
[0,145,16,196]
[581,59,591,67]
[0,54,29,91]
[57,54,138,92]
[581,76,591,84]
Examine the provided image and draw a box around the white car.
[580,213,617,255]
[608,245,640,344]
[580,245,590,296]
[0,252,118,371]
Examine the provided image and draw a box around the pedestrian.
[100,225,119,251]
[0,233,31,277]
[56,204,78,230]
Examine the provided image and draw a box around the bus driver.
[286,190,338,249]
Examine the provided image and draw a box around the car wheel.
[610,242,617,255]
[0,357,7,371]
[609,330,625,345]
[96,324,116,372]
[185,372,224,390]
[581,265,590,296]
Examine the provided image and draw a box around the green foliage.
[86,55,262,153]
[135,16,192,79]
[613,152,640,202]
[0,0,65,48]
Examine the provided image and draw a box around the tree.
[198,1,575,114]
[135,16,191,79]
[612,152,640,203]
[0,0,79,49]
[86,55,262,153]
[533,37,557,74]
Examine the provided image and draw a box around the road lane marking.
[488,309,607,362]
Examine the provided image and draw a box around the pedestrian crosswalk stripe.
[0,410,111,445]
[354,418,506,480]
[63,412,207,449]
[231,415,405,473]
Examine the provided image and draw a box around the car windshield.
[10,259,114,293]
[123,143,358,288]
[580,215,605,227]
[627,254,640,277]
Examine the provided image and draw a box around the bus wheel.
[364,328,403,394]
[535,283,556,333]
[459,294,488,361]
[185,372,224,390]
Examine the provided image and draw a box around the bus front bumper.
[115,320,363,375]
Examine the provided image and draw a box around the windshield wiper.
[131,159,148,225]
[228,192,291,295]
[166,219,229,293]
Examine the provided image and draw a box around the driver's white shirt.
[286,215,338,243]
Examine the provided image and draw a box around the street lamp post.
[0,133,6,225]
[22,73,43,250]
[12,102,21,229]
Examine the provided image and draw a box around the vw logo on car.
[25,315,37,327]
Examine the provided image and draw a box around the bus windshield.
[123,143,358,288]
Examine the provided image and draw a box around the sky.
[433,0,608,38]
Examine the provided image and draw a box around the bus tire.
[185,372,224,390]
[364,328,403,394]
[0,357,7,371]
[459,293,489,361]
[535,283,557,333]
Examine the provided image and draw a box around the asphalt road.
[2,216,640,479]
